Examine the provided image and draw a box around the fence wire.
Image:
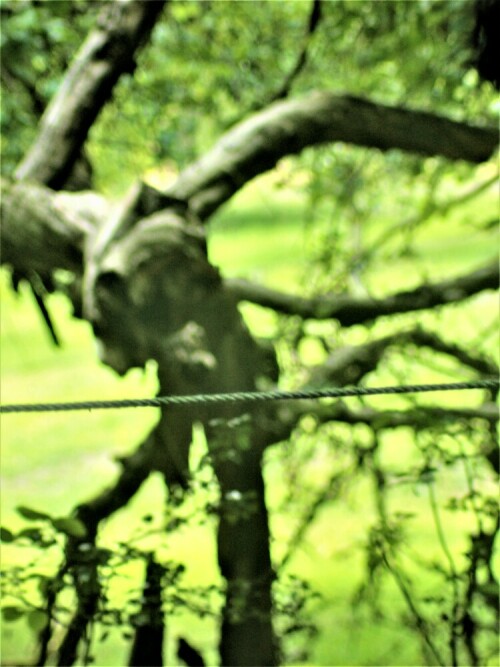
[0,379,498,414]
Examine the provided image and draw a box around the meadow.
[1,171,498,666]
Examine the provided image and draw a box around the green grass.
[1,172,498,666]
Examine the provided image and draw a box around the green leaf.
[16,506,51,521]
[27,609,49,632]
[51,517,87,539]
[2,606,25,622]
[17,527,43,543]
[0,526,15,542]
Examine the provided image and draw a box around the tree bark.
[0,178,104,276]
[14,0,166,189]
[128,555,165,667]
[166,92,498,220]
[225,260,499,325]
[56,191,280,663]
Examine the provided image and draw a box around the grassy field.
[1,171,498,666]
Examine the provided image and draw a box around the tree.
[1,1,498,666]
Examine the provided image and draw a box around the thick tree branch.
[408,326,499,377]
[306,333,406,388]
[165,91,498,220]
[0,178,107,276]
[225,260,499,325]
[264,323,499,447]
[14,0,166,189]
[314,402,499,429]
[306,326,498,388]
[9,1,164,344]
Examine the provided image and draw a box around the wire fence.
[0,378,498,414]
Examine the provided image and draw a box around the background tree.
[1,1,498,666]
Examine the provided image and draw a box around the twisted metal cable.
[0,379,498,414]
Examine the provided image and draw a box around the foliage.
[1,0,498,665]
[2,0,496,189]
[0,0,98,173]
[1,453,320,666]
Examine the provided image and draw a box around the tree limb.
[358,173,498,264]
[306,325,498,388]
[165,91,498,220]
[320,402,499,429]
[0,178,107,276]
[272,401,499,447]
[225,260,499,325]
[306,332,406,388]
[408,326,499,377]
[14,0,166,189]
[56,433,156,666]
[8,1,166,346]
[266,0,323,104]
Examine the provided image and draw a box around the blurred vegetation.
[1,1,498,665]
